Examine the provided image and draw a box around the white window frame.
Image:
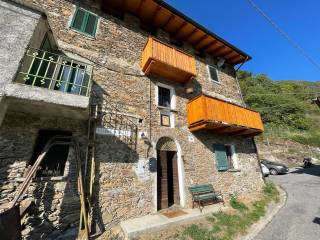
[155,83,176,110]
[225,144,239,170]
[207,65,220,84]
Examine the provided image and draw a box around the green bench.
[189,184,224,211]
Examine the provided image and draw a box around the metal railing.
[16,48,92,97]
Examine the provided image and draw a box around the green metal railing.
[16,48,92,97]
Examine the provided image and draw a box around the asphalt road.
[255,165,320,240]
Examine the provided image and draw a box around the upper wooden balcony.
[187,95,264,137]
[141,37,197,83]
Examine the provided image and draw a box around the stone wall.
[0,112,86,239]
[0,0,265,238]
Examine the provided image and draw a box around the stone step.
[120,203,224,240]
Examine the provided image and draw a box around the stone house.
[0,0,265,239]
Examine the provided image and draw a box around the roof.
[102,0,251,65]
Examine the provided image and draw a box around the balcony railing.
[141,37,197,83]
[16,48,92,97]
[187,95,264,137]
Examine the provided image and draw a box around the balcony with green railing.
[15,48,92,97]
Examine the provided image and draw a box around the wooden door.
[157,151,180,210]
[157,150,168,210]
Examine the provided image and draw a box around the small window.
[158,86,171,108]
[213,144,238,171]
[71,8,98,36]
[208,65,219,83]
[226,145,234,169]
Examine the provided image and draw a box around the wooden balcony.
[141,37,197,83]
[187,95,264,137]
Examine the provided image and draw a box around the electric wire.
[246,0,320,72]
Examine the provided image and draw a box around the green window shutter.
[84,13,98,36]
[213,144,228,171]
[71,8,98,36]
[71,8,86,31]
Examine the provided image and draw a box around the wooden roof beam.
[216,49,233,59]
[211,125,233,134]
[178,28,198,42]
[228,128,250,136]
[192,34,208,46]
[171,21,188,38]
[224,51,238,59]
[229,55,245,63]
[209,45,225,55]
[197,40,218,51]
[149,5,162,23]
[189,123,208,132]
[161,14,175,29]
[136,0,146,15]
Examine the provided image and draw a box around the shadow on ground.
[290,164,320,177]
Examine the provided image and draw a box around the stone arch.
[156,137,177,151]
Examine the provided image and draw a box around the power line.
[246,0,320,72]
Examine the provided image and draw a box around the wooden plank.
[187,95,264,134]
[141,37,196,82]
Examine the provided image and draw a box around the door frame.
[153,137,186,212]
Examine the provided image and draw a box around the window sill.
[210,79,222,85]
[157,106,177,112]
[227,169,241,172]
[69,27,96,40]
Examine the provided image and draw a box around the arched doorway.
[156,137,180,210]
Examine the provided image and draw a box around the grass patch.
[177,183,279,240]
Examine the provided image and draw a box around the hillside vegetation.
[237,71,320,147]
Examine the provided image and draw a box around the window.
[226,146,234,169]
[207,65,219,83]
[158,86,172,108]
[29,130,72,177]
[71,8,98,37]
[213,144,238,171]
[55,61,90,96]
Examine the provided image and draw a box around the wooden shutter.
[213,144,228,171]
[71,8,86,31]
[71,8,98,36]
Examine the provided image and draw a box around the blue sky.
[166,0,320,82]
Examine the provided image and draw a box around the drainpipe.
[234,56,249,107]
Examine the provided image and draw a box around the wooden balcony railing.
[141,37,196,83]
[187,95,264,137]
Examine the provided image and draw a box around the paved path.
[255,165,320,240]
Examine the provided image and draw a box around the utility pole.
[312,97,320,108]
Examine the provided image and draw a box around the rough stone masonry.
[0,0,265,239]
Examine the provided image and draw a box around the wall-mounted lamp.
[139,131,148,140]
[217,57,226,68]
